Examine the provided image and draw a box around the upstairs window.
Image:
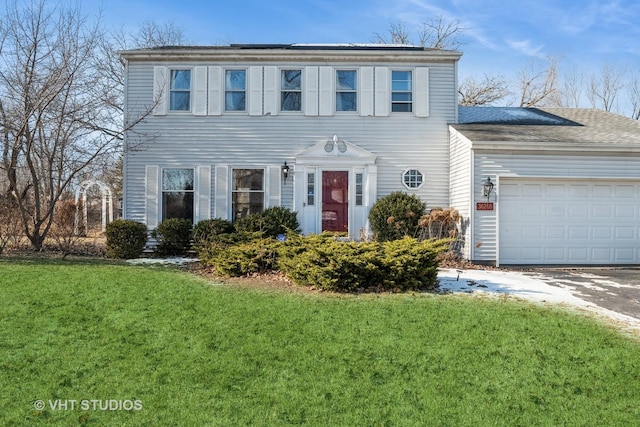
[169,70,191,111]
[162,168,194,221]
[225,70,246,111]
[391,70,412,112]
[336,70,357,112]
[281,69,302,111]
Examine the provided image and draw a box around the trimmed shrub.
[151,218,193,256]
[369,192,427,241]
[205,238,281,277]
[105,219,148,259]
[235,206,301,238]
[378,237,450,290]
[192,218,235,258]
[278,234,447,292]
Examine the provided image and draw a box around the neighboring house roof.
[452,107,640,151]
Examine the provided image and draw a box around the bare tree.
[373,22,412,45]
[418,15,466,50]
[515,56,559,107]
[0,1,155,250]
[373,15,465,50]
[552,65,585,108]
[458,74,509,106]
[588,64,625,112]
[628,71,640,120]
[131,20,187,48]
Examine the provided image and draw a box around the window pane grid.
[307,173,315,206]
[391,70,413,113]
[403,169,424,189]
[281,70,302,111]
[336,70,357,112]
[232,169,264,220]
[355,173,363,206]
[169,70,191,111]
[162,168,194,221]
[225,70,246,111]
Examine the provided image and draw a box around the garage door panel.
[615,227,634,239]
[569,204,589,217]
[500,179,640,265]
[616,185,635,197]
[569,184,589,196]
[592,227,611,239]
[615,248,635,262]
[592,205,612,217]
[615,205,635,217]
[522,184,542,196]
[546,184,566,197]
[569,226,588,239]
[545,226,564,239]
[593,185,613,197]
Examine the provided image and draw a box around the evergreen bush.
[368,192,427,241]
[105,219,148,259]
[151,218,193,256]
[235,206,300,238]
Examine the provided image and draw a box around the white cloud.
[507,39,545,58]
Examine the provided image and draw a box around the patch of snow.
[438,268,640,335]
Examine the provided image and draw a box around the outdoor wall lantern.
[482,176,494,200]
[282,162,290,184]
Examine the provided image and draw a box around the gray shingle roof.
[452,107,640,146]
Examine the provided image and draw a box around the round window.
[403,169,424,189]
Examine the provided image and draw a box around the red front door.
[322,171,348,232]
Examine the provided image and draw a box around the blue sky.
[94,0,639,81]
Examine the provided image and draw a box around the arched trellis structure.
[75,180,113,234]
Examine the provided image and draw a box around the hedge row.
[200,233,449,292]
[105,207,300,259]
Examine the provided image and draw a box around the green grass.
[1,258,639,426]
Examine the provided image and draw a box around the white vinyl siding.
[448,128,472,259]
[123,59,458,240]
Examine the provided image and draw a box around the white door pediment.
[295,137,377,166]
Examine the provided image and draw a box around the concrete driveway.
[519,268,640,321]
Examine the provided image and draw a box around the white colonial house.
[119,44,460,237]
[120,44,640,266]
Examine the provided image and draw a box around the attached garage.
[499,178,640,265]
[449,107,640,266]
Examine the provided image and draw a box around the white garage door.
[499,179,640,265]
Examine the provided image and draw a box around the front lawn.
[1,258,639,426]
